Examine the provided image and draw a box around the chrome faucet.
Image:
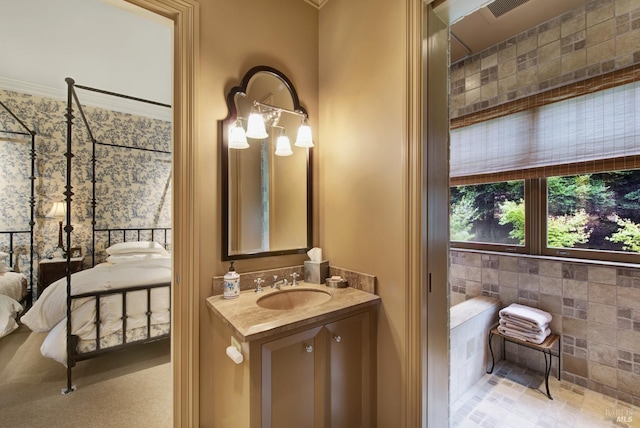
[254,278,264,293]
[271,275,288,290]
[290,272,300,286]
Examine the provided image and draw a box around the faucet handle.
[290,272,300,286]
[254,278,264,293]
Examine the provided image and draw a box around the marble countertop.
[206,282,380,342]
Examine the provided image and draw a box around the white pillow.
[106,253,169,264]
[106,241,169,256]
[0,262,11,273]
[0,294,22,339]
[0,251,7,261]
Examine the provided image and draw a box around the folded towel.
[499,319,548,335]
[498,325,551,345]
[499,324,550,340]
[499,303,552,328]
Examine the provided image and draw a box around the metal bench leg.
[543,351,553,399]
[487,331,495,374]
[557,336,561,380]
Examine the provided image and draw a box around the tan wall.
[199,0,424,424]
[198,0,318,425]
[319,0,408,425]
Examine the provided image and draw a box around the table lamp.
[46,201,66,255]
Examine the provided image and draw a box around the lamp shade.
[275,134,293,156]
[246,112,268,139]
[228,120,249,149]
[46,202,66,218]
[294,122,314,148]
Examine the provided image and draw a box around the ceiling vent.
[487,0,531,18]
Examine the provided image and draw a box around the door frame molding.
[406,0,425,426]
[125,0,200,426]
[407,1,450,427]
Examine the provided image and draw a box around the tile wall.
[449,0,640,119]
[450,249,640,406]
[447,0,640,410]
[450,296,502,403]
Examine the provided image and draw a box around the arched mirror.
[221,66,312,260]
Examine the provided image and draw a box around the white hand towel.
[498,325,551,345]
[499,319,548,335]
[499,303,552,328]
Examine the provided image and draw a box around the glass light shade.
[294,123,314,148]
[228,121,249,149]
[246,112,268,139]
[46,202,66,218]
[274,134,293,156]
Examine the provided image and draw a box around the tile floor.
[451,360,640,428]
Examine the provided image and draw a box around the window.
[451,170,640,262]
[449,72,640,263]
[543,170,640,261]
[450,181,525,249]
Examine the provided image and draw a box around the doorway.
[0,1,178,421]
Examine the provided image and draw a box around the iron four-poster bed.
[0,99,36,323]
[22,78,172,394]
[63,78,172,393]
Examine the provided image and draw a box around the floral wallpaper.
[0,88,171,289]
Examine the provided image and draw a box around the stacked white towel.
[498,303,552,345]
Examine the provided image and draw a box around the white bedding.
[21,257,171,365]
[0,294,23,339]
[0,271,27,302]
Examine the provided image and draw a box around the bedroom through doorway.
[0,0,174,426]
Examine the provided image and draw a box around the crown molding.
[304,0,330,9]
[0,76,171,122]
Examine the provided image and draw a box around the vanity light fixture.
[274,129,293,156]
[234,101,314,152]
[294,117,314,148]
[46,201,66,254]
[228,119,249,149]
[245,108,269,139]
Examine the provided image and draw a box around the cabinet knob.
[305,345,313,353]
[333,335,342,343]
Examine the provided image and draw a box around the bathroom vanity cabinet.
[208,286,379,428]
[261,310,375,428]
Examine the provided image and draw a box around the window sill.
[450,247,640,270]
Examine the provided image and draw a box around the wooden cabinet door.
[325,312,373,428]
[261,326,324,428]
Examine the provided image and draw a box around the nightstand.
[38,257,84,297]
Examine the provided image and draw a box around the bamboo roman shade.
[450,79,640,185]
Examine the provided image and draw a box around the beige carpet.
[0,325,172,428]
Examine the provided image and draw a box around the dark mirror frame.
[220,65,313,261]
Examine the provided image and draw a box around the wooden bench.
[487,327,561,399]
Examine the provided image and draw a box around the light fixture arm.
[253,100,307,119]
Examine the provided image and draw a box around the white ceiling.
[0,0,172,120]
